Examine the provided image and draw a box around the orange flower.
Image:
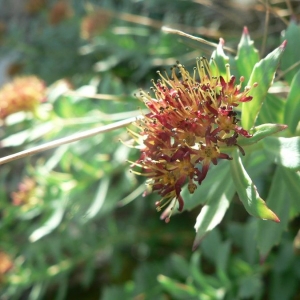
[0,76,46,120]
[0,251,13,284]
[49,1,73,25]
[80,10,111,39]
[11,177,43,210]
[25,0,46,14]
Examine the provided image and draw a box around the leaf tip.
[192,234,207,251]
[280,40,287,49]
[259,253,268,265]
[192,241,200,251]
[274,215,281,223]
[279,124,288,131]
[263,210,280,223]
[243,26,249,35]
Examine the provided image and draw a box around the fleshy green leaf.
[241,41,287,130]
[280,167,300,218]
[284,69,300,134]
[210,38,229,77]
[256,93,286,125]
[235,27,260,83]
[262,137,300,171]
[281,20,300,85]
[230,149,280,222]
[256,167,290,258]
[193,179,234,251]
[237,123,288,147]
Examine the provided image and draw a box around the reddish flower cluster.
[48,1,73,25]
[11,177,44,211]
[0,251,13,284]
[80,10,111,40]
[25,0,46,14]
[128,57,256,222]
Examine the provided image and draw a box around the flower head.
[25,0,46,14]
[48,1,73,25]
[80,10,111,40]
[11,177,44,211]
[127,57,256,221]
[0,76,46,120]
[0,251,13,284]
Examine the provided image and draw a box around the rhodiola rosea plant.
[0,26,299,258]
[0,22,299,300]
[124,26,300,254]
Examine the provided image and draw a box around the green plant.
[0,1,299,300]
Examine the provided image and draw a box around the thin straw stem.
[162,26,236,54]
[0,116,141,166]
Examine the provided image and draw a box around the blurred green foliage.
[0,1,299,300]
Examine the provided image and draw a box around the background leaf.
[193,180,234,250]
[29,197,67,242]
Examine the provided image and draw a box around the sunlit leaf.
[284,69,300,134]
[230,149,280,222]
[281,167,300,218]
[281,20,300,85]
[235,27,259,83]
[241,41,287,130]
[262,137,300,171]
[29,198,67,242]
[237,123,288,147]
[1,122,54,147]
[210,38,229,77]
